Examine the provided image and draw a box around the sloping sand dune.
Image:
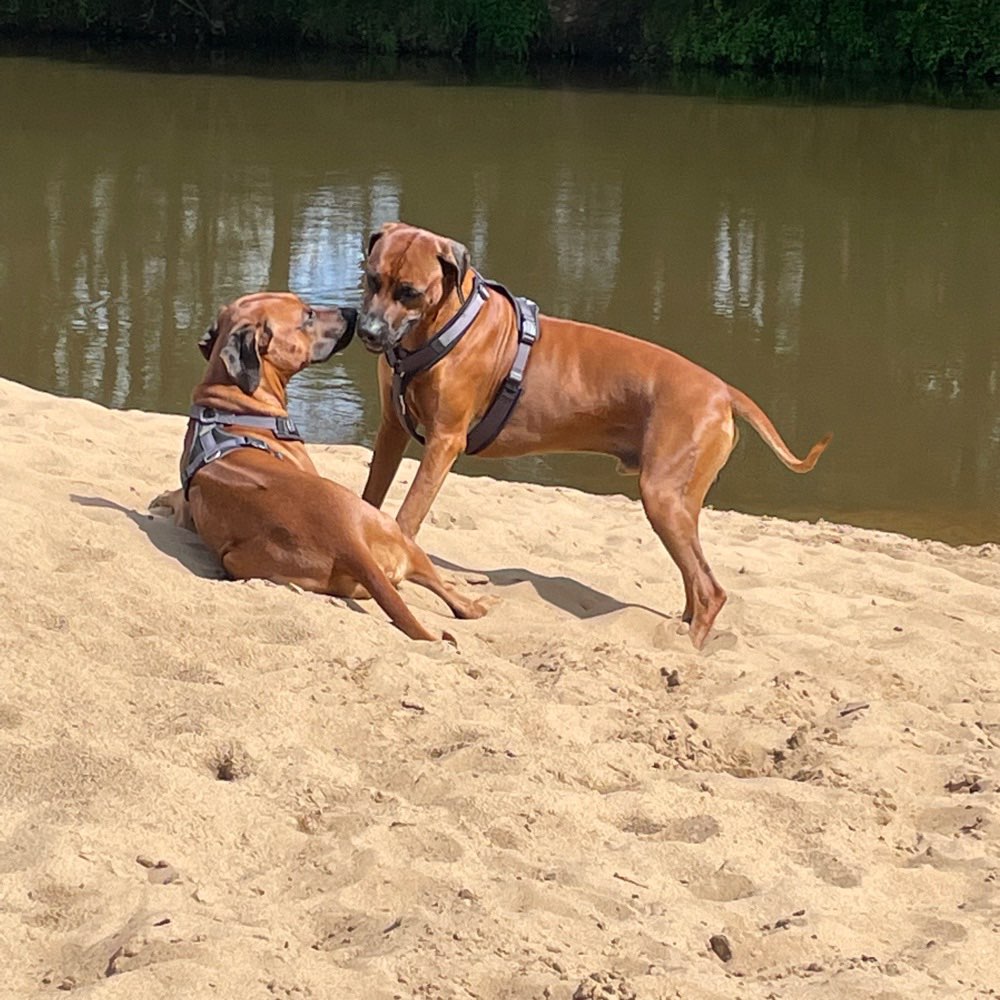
[1,376,998,999]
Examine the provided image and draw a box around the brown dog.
[357,223,831,649]
[152,291,486,642]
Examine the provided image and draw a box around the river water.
[1,50,997,543]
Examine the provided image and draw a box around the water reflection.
[713,207,805,358]
[548,166,623,317]
[0,53,998,544]
[286,364,365,445]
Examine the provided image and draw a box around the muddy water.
[1,52,997,543]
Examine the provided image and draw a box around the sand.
[1,374,998,999]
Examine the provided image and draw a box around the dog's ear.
[366,221,405,259]
[437,239,470,304]
[220,324,266,396]
[198,324,219,361]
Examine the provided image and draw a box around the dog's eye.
[365,272,381,294]
[304,309,315,326]
[395,284,421,304]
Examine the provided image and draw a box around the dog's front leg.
[395,431,465,538]
[362,410,410,510]
[149,487,196,532]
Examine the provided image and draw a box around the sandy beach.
[1,374,998,999]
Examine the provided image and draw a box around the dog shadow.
[430,556,670,622]
[68,495,671,627]
[69,495,224,579]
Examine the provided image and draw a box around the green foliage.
[895,0,1000,78]
[640,0,1000,79]
[0,0,996,79]
[0,0,547,56]
[288,0,545,57]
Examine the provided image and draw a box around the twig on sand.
[613,872,649,889]
[838,701,870,717]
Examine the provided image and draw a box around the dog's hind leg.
[639,415,735,649]
[401,540,489,621]
[640,483,724,649]
[348,557,447,642]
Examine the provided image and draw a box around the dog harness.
[386,272,540,455]
[181,404,303,498]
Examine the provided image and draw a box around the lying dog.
[152,291,486,642]
[357,223,831,649]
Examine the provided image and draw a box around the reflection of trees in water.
[547,165,622,318]
[0,59,998,540]
[712,206,769,331]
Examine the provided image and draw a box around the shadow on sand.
[69,494,223,579]
[430,555,671,623]
[70,494,672,625]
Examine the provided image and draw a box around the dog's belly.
[327,574,371,600]
[476,409,640,463]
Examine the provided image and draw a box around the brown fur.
[153,291,486,642]
[358,223,831,649]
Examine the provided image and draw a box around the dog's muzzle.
[333,307,357,352]
[311,306,358,363]
[357,312,393,353]
[358,311,416,354]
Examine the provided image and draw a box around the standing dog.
[357,223,831,649]
[152,291,486,642]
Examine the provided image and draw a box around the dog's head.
[198,292,357,397]
[358,222,470,353]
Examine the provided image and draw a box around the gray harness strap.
[389,273,489,443]
[181,404,303,498]
[387,273,539,456]
[465,284,538,455]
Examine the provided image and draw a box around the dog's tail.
[728,386,832,473]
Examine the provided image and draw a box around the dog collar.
[385,271,489,377]
[181,405,303,498]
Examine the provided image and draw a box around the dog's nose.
[357,313,383,341]
[340,307,358,331]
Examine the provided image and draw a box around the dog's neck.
[193,360,291,417]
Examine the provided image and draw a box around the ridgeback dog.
[357,223,832,649]
[151,291,486,642]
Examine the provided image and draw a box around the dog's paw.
[453,594,497,620]
[149,487,182,514]
[468,595,500,619]
[149,487,195,532]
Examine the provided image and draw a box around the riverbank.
[2,375,999,998]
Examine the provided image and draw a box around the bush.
[1,0,997,79]
[639,0,999,80]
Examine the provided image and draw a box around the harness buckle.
[520,303,539,344]
[502,372,523,395]
[274,416,299,440]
